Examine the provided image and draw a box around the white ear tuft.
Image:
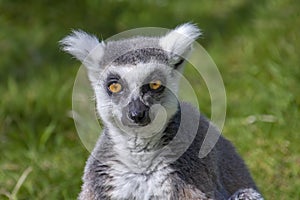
[159,23,201,57]
[60,30,105,66]
[174,23,201,42]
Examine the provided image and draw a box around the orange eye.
[149,80,162,90]
[108,82,122,93]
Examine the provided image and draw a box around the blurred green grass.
[1,0,299,199]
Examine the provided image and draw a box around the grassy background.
[1,0,299,199]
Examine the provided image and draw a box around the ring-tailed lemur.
[61,23,263,200]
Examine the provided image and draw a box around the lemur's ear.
[60,30,105,69]
[159,23,201,68]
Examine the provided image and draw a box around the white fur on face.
[93,62,180,138]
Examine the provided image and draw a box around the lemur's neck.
[106,109,181,173]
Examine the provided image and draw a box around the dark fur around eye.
[106,74,121,95]
[141,71,166,95]
[106,74,120,83]
[141,83,165,95]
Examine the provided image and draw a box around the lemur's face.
[94,62,180,136]
[61,23,200,136]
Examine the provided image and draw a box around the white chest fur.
[104,127,179,199]
[108,166,174,200]
[91,119,210,199]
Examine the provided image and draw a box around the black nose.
[129,110,146,123]
[128,99,149,124]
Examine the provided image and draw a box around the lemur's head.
[61,23,200,137]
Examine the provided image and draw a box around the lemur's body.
[61,23,263,200]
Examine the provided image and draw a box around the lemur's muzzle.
[127,98,150,125]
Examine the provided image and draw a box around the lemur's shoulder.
[170,102,260,198]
